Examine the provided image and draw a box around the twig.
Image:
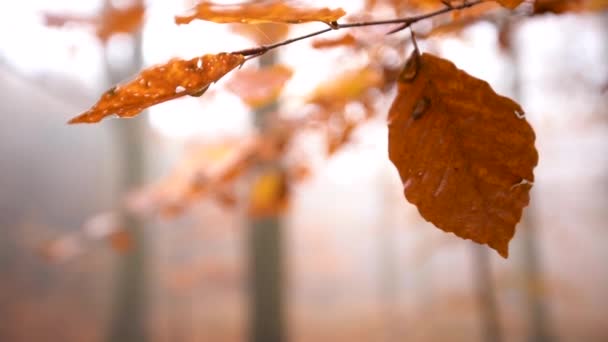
[232,0,483,57]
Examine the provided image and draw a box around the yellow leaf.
[308,67,383,109]
[248,168,289,218]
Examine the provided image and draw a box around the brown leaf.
[388,52,538,257]
[176,1,345,25]
[69,53,244,124]
[225,64,293,108]
[533,0,608,13]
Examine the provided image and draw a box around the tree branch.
[232,0,483,57]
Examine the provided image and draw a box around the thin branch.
[232,0,483,57]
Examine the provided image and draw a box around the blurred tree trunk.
[104,29,148,342]
[248,50,285,342]
[509,22,553,342]
[471,244,503,342]
[377,170,401,341]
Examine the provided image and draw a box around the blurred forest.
[0,0,607,341]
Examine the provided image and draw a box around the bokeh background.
[0,0,607,341]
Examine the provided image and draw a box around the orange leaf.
[225,64,293,108]
[44,3,145,42]
[176,1,345,25]
[495,0,525,9]
[69,53,244,124]
[388,52,538,257]
[97,3,145,42]
[312,33,357,49]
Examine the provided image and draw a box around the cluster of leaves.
[55,0,606,257]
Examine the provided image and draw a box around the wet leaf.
[69,53,244,124]
[176,1,345,25]
[388,52,538,257]
[225,64,293,108]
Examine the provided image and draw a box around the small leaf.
[308,66,383,109]
[225,64,293,108]
[312,33,357,49]
[388,52,538,258]
[534,0,608,14]
[176,1,345,25]
[69,53,244,124]
[44,3,145,42]
[248,168,289,218]
[495,0,525,9]
[97,3,145,42]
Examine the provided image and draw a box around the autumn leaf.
[128,138,258,217]
[225,64,293,108]
[97,3,145,42]
[388,52,538,257]
[69,53,244,124]
[248,168,289,218]
[533,0,608,14]
[312,33,357,49]
[176,1,346,26]
[365,0,438,13]
[495,0,525,9]
[44,3,145,42]
[421,2,502,38]
[308,66,384,110]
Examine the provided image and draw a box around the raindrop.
[412,97,430,120]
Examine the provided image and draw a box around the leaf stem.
[232,0,483,57]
